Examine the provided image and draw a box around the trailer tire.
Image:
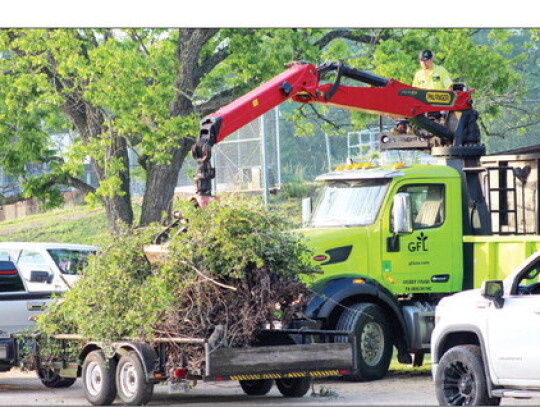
[116,351,154,406]
[82,350,117,406]
[239,379,273,395]
[435,345,500,406]
[335,302,392,381]
[37,368,76,388]
[275,377,311,397]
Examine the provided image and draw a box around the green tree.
[0,28,389,231]
[0,29,523,231]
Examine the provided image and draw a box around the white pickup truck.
[0,251,85,388]
[431,250,540,406]
[0,242,97,292]
[0,259,52,368]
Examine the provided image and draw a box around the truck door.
[381,182,460,294]
[485,262,540,385]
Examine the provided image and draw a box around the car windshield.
[309,179,390,227]
[48,249,95,276]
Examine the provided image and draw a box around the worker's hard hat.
[419,49,433,60]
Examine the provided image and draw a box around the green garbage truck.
[189,61,540,381]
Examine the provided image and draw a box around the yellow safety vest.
[413,64,453,90]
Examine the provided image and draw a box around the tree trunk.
[96,136,134,231]
[139,138,193,226]
[62,97,134,232]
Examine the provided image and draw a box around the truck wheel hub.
[361,322,384,366]
[458,375,473,394]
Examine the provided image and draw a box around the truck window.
[48,249,93,275]
[18,250,48,269]
[398,184,445,229]
[515,262,540,295]
[310,179,390,227]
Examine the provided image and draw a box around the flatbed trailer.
[34,327,355,406]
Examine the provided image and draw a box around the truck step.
[492,389,540,398]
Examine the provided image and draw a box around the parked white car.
[431,250,540,406]
[0,242,97,292]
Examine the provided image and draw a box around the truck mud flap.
[205,342,353,381]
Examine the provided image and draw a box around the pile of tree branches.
[38,198,319,370]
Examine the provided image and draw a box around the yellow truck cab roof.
[316,164,460,182]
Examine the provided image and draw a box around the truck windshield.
[310,179,390,227]
[48,249,95,276]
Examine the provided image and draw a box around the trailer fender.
[113,342,160,382]
[79,342,160,382]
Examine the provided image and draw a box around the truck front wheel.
[435,345,500,406]
[336,303,393,381]
[82,350,117,406]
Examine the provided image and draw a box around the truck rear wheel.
[435,345,500,406]
[37,368,76,388]
[275,377,311,397]
[116,351,154,406]
[336,303,392,381]
[239,379,273,395]
[82,350,117,406]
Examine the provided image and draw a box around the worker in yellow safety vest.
[412,49,453,90]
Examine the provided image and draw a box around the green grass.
[0,205,110,245]
[388,354,432,376]
[0,196,303,245]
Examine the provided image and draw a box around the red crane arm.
[205,63,320,144]
[201,62,473,145]
[192,61,478,197]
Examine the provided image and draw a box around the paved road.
[0,369,536,406]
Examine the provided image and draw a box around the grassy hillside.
[0,196,303,246]
[0,205,110,245]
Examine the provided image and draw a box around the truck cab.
[304,163,464,296]
[299,163,465,380]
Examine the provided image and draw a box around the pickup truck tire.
[275,377,312,397]
[435,345,500,406]
[37,368,76,388]
[116,351,154,406]
[239,379,273,395]
[82,350,117,406]
[335,302,392,381]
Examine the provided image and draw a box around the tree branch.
[195,85,246,116]
[195,45,230,86]
[313,29,389,49]
[307,104,342,130]
[128,29,151,56]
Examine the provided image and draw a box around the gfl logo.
[408,232,428,252]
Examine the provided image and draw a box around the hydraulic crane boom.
[192,61,481,197]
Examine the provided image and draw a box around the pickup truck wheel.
[275,377,311,397]
[37,368,76,388]
[435,345,500,406]
[82,350,117,406]
[239,379,273,395]
[116,351,154,406]
[336,303,392,381]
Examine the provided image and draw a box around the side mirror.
[30,270,53,284]
[392,193,412,234]
[481,280,504,309]
[302,197,312,226]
